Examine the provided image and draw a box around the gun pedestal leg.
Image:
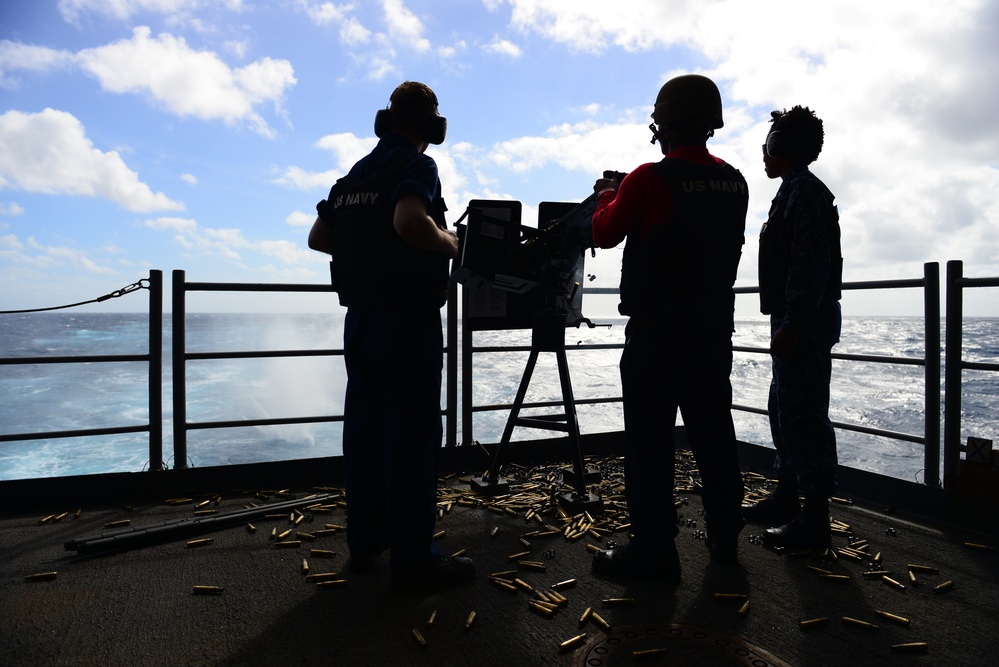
[468,314,602,514]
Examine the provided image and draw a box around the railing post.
[922,262,940,487]
[148,269,164,472]
[172,270,188,469]
[445,279,458,447]
[461,285,474,447]
[942,260,963,490]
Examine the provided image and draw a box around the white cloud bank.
[0,108,184,213]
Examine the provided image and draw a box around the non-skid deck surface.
[2,459,997,667]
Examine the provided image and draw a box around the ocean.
[1,312,996,484]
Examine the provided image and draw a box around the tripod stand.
[469,311,603,514]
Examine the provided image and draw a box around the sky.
[1,0,997,317]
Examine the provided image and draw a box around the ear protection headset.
[764,129,783,157]
[374,107,448,145]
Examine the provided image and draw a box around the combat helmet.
[651,74,724,129]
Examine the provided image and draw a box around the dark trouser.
[342,303,444,572]
[768,302,841,500]
[619,318,745,547]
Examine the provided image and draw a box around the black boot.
[762,497,830,552]
[742,482,800,527]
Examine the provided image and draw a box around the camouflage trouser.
[768,303,841,500]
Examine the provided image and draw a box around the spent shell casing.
[186,538,214,548]
[933,580,954,594]
[601,598,635,607]
[301,559,309,574]
[842,616,879,630]
[105,519,131,529]
[425,610,436,629]
[433,530,446,539]
[862,570,892,578]
[275,540,302,549]
[579,607,593,625]
[891,642,928,653]
[714,593,748,601]
[517,560,546,571]
[507,550,530,561]
[590,611,612,631]
[513,578,533,592]
[529,601,555,616]
[873,610,910,626]
[305,572,340,582]
[737,600,750,617]
[820,574,851,583]
[799,617,829,630]
[295,532,316,541]
[309,549,336,558]
[192,585,224,594]
[807,565,834,575]
[963,542,993,551]
[464,610,477,630]
[24,572,58,582]
[907,563,939,574]
[246,523,257,533]
[490,570,517,580]
[633,647,669,660]
[552,579,578,591]
[411,628,427,648]
[547,590,567,605]
[908,570,919,585]
[277,529,292,540]
[315,579,347,588]
[559,633,587,652]
[882,575,906,591]
[584,543,600,553]
[492,579,517,592]
[490,526,500,537]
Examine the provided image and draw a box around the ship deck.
[2,438,997,667]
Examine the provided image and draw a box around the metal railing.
[1,261,996,495]
[732,262,942,486]
[944,260,999,487]
[0,270,165,470]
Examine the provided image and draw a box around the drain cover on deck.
[573,624,791,667]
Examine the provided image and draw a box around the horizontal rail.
[0,354,151,365]
[186,415,343,431]
[185,349,344,361]
[0,424,151,443]
[732,404,925,445]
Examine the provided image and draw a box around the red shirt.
[591,146,727,247]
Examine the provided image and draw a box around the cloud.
[180,173,197,185]
[381,0,430,52]
[274,133,377,190]
[1,234,119,275]
[482,0,999,279]
[0,202,25,216]
[0,40,75,85]
[285,211,315,227]
[483,37,522,58]
[75,27,296,137]
[0,108,185,213]
[57,0,246,24]
[144,216,317,265]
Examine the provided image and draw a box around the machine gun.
[450,174,625,514]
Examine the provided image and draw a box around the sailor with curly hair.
[747,106,843,551]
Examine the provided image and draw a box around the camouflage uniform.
[759,166,842,501]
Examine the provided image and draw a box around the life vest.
[322,149,449,308]
[619,158,748,332]
[758,170,842,317]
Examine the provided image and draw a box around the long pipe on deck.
[65,492,339,554]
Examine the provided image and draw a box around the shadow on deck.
[2,438,997,667]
